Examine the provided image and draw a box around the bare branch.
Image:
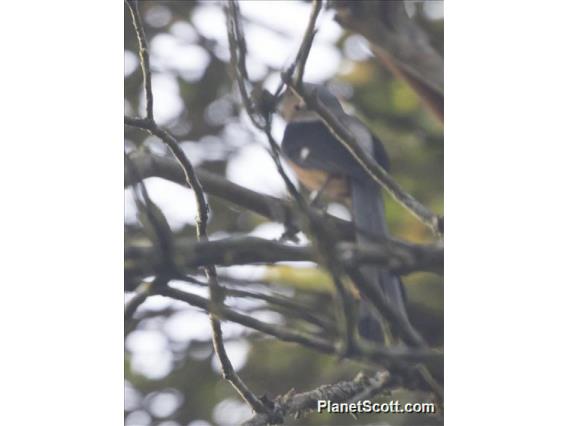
[294,0,323,87]
[125,153,175,267]
[124,281,153,329]
[125,1,444,414]
[160,284,336,354]
[125,236,443,283]
[125,152,443,258]
[243,371,393,426]
[125,1,268,415]
[226,0,361,357]
[125,1,153,121]
[225,0,266,129]
[169,274,335,332]
[124,150,325,237]
[338,240,443,275]
[225,287,336,333]
[159,285,442,367]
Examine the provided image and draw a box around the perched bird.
[278,83,409,342]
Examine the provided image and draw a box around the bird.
[278,83,410,342]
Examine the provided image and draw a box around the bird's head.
[277,83,345,123]
[277,88,312,122]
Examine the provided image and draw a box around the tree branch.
[294,0,323,87]
[125,1,445,415]
[227,0,364,356]
[159,285,442,367]
[124,151,355,240]
[124,281,153,330]
[168,273,337,333]
[126,0,153,121]
[243,371,393,426]
[126,0,268,415]
[125,236,443,277]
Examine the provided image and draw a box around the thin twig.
[225,288,336,333]
[273,1,441,395]
[125,150,324,236]
[125,152,174,269]
[243,371,393,426]
[124,275,170,334]
[124,281,153,326]
[159,285,442,366]
[126,0,153,121]
[225,0,265,129]
[294,0,323,87]
[173,275,337,333]
[125,0,268,415]
[161,285,336,354]
[226,0,359,358]
[124,155,175,329]
[126,150,441,244]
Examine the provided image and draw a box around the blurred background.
[125,1,443,425]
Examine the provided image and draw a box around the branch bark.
[125,236,443,277]
[159,285,443,367]
[126,0,268,414]
[124,151,355,240]
[242,371,393,426]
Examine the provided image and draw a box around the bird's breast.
[286,161,350,200]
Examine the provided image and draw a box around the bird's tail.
[350,178,409,342]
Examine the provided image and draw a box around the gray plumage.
[279,84,410,341]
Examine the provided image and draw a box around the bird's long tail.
[350,178,409,342]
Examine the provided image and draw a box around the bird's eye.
[294,104,301,111]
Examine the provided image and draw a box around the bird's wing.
[281,119,388,181]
